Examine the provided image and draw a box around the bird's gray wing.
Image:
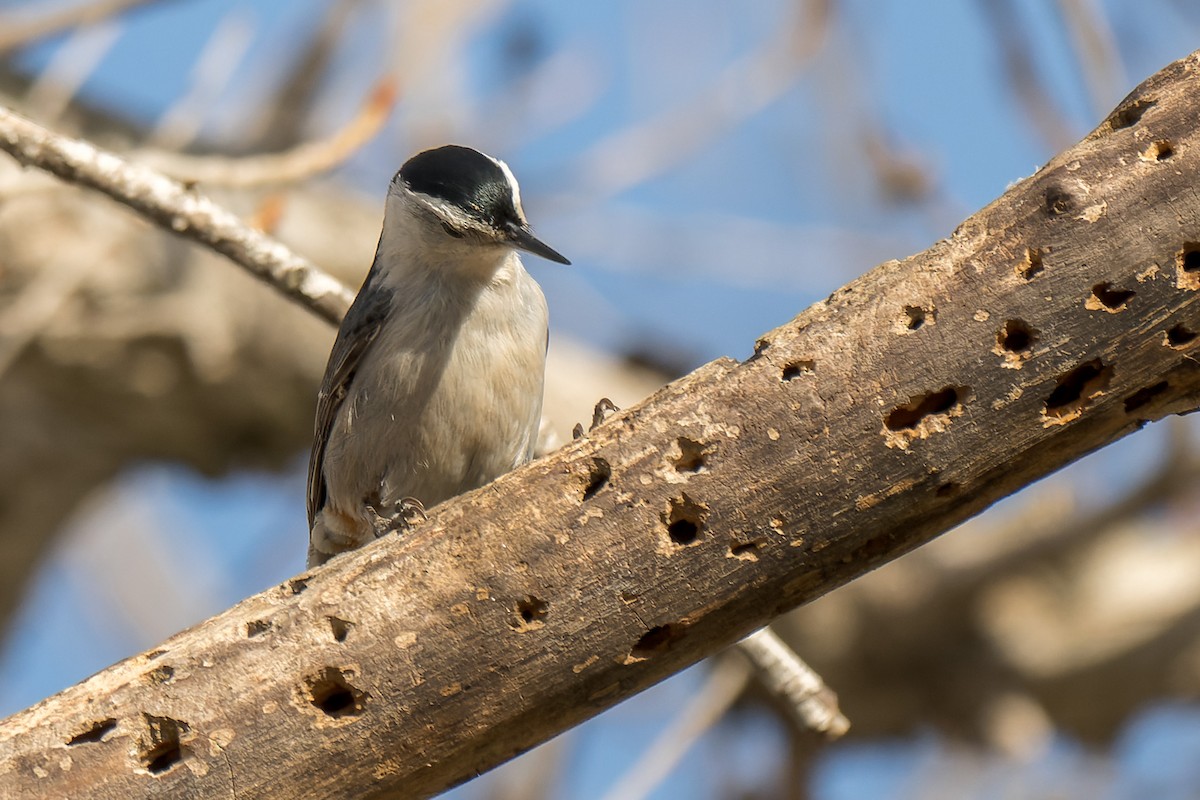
[306,282,393,526]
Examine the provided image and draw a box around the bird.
[306,144,569,567]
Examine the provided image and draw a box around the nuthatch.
[307,145,569,567]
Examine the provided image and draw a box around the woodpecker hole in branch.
[781,360,815,381]
[1124,382,1169,414]
[1043,359,1112,425]
[67,719,117,746]
[885,387,966,430]
[582,457,610,501]
[995,319,1037,368]
[328,616,353,643]
[729,538,764,561]
[1110,97,1155,130]
[901,304,935,332]
[883,386,971,448]
[145,665,174,685]
[1178,243,1200,289]
[246,620,271,637]
[1089,282,1136,311]
[663,494,707,546]
[139,715,188,776]
[510,596,550,632]
[305,667,367,718]
[625,623,683,663]
[1142,140,1174,161]
[1044,185,1075,216]
[1018,247,1045,279]
[674,437,709,473]
[1166,324,1198,348]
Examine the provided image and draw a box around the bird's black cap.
[400,145,521,230]
[399,145,571,264]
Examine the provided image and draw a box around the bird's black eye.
[440,221,463,239]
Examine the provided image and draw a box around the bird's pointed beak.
[510,225,571,265]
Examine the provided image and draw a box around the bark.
[3,48,1200,800]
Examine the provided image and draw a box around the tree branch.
[139,77,399,188]
[2,47,1200,800]
[0,103,354,324]
[738,628,849,737]
[0,0,168,54]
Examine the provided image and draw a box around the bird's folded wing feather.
[306,283,393,526]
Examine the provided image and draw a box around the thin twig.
[978,0,1077,151]
[0,0,167,54]
[1056,0,1126,118]
[246,0,368,148]
[597,656,752,800]
[572,0,830,197]
[139,77,399,188]
[24,20,123,125]
[738,627,850,738]
[0,104,353,324]
[146,8,258,150]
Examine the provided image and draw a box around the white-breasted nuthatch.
[306,145,569,567]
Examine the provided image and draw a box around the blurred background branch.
[0,0,167,55]
[139,76,398,186]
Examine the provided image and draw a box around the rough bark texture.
[3,50,1200,800]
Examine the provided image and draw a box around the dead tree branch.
[0,104,354,324]
[2,47,1200,800]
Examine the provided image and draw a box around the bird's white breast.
[322,254,549,520]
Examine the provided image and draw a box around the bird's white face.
[378,145,569,279]
[376,189,519,284]
[399,181,523,247]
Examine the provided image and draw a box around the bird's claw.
[366,497,427,538]
[591,397,619,430]
[395,497,427,526]
[574,398,620,439]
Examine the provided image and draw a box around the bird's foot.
[394,497,427,528]
[366,497,427,538]
[573,397,621,440]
